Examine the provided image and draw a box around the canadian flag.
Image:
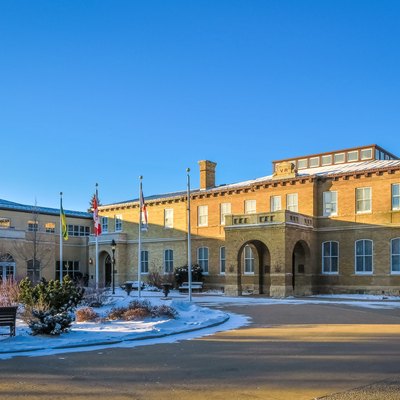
[93,195,102,236]
[140,188,148,232]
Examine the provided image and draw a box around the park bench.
[178,282,203,293]
[0,306,18,337]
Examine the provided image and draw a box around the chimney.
[198,160,217,190]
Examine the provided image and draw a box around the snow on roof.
[101,160,400,208]
[0,198,92,219]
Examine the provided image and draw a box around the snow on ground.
[1,289,400,360]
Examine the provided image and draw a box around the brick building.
[91,144,400,297]
[2,144,400,297]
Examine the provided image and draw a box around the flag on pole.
[140,187,148,232]
[93,193,102,236]
[60,201,68,240]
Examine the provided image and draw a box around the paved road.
[1,301,400,400]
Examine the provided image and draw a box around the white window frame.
[115,214,123,232]
[244,200,256,214]
[356,187,372,214]
[28,221,39,232]
[197,247,209,274]
[141,250,149,274]
[244,245,254,274]
[164,208,174,229]
[220,246,226,275]
[392,184,400,211]
[286,193,298,212]
[270,195,282,212]
[164,249,174,273]
[101,216,108,233]
[198,206,208,227]
[355,239,373,274]
[220,203,231,225]
[391,238,400,274]
[323,191,338,217]
[322,241,339,274]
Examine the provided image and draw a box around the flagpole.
[59,192,63,283]
[95,183,99,290]
[187,168,192,302]
[138,176,143,298]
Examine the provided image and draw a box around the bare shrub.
[122,308,150,321]
[150,304,177,319]
[76,307,99,322]
[82,286,107,307]
[107,307,128,320]
[0,277,19,306]
[146,271,163,289]
[128,299,152,311]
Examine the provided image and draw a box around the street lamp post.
[111,239,116,295]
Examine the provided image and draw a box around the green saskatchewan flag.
[61,204,68,240]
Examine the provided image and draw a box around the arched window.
[244,245,254,274]
[0,253,15,282]
[391,238,400,274]
[355,240,373,274]
[322,241,339,274]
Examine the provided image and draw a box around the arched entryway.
[292,240,311,295]
[237,240,271,295]
[105,254,112,287]
[0,253,16,282]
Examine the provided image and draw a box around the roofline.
[272,144,398,164]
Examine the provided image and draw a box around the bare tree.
[11,201,53,284]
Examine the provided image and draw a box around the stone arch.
[291,240,312,296]
[237,240,271,295]
[98,250,112,287]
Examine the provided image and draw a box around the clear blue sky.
[1,1,399,211]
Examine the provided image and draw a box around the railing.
[225,210,313,228]
[0,229,26,239]
[88,232,128,244]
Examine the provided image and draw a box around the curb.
[0,313,230,356]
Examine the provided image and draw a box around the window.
[392,184,400,211]
[286,193,298,212]
[334,153,345,164]
[28,221,38,232]
[322,241,339,274]
[244,200,256,214]
[321,155,332,166]
[297,159,308,169]
[115,215,123,232]
[141,250,149,274]
[347,151,358,162]
[360,148,373,160]
[67,225,90,237]
[244,245,254,274]
[309,157,320,167]
[0,217,10,228]
[56,260,80,281]
[220,247,226,274]
[391,238,400,274]
[355,240,373,274]
[198,206,208,227]
[45,222,55,233]
[164,249,174,273]
[270,195,282,212]
[323,191,338,216]
[356,187,371,213]
[197,247,209,273]
[101,216,108,233]
[27,259,41,282]
[164,209,174,229]
[220,203,231,225]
